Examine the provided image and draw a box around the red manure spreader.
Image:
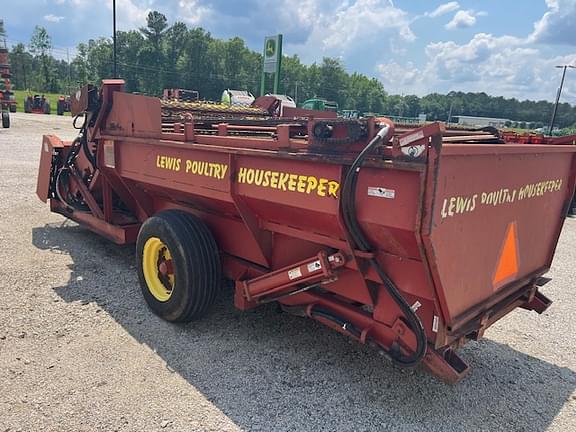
[37,81,576,383]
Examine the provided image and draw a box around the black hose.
[53,113,94,209]
[54,167,87,211]
[81,132,97,169]
[310,306,362,339]
[73,113,85,130]
[72,113,97,169]
[340,125,427,367]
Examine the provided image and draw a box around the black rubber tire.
[2,112,9,128]
[136,210,222,322]
[9,104,16,113]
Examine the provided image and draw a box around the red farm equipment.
[57,95,71,116]
[37,81,576,383]
[0,43,16,128]
[24,94,51,114]
[163,88,200,103]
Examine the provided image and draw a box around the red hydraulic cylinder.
[238,251,346,304]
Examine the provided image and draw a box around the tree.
[114,30,145,91]
[139,11,169,94]
[86,38,113,84]
[404,95,421,117]
[317,57,347,105]
[140,11,168,48]
[7,9,576,126]
[177,27,213,96]
[164,22,187,87]
[346,73,386,113]
[281,55,306,102]
[9,43,32,90]
[29,26,55,91]
[71,43,91,85]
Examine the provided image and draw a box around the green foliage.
[7,11,576,128]
[560,124,576,136]
[140,11,168,48]
[29,26,57,92]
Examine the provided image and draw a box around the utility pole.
[295,82,298,105]
[66,48,71,92]
[447,100,454,124]
[112,0,117,78]
[548,64,575,135]
[22,54,28,90]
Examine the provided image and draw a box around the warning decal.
[288,267,302,280]
[368,187,396,199]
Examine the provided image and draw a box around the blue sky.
[3,0,576,103]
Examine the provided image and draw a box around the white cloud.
[36,0,576,105]
[178,0,212,25]
[311,0,416,53]
[272,0,326,37]
[530,0,576,45]
[286,0,416,61]
[63,0,91,6]
[377,61,423,94]
[376,32,576,103]
[105,0,151,29]
[424,34,530,83]
[428,2,460,18]
[445,10,480,30]
[44,14,65,23]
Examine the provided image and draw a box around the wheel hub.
[142,237,175,302]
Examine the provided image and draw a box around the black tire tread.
[168,210,219,320]
[136,210,221,322]
[177,211,217,318]
[2,112,9,129]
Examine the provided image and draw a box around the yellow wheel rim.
[142,237,175,302]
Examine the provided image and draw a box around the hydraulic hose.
[73,113,97,169]
[310,306,362,339]
[340,124,427,367]
[81,132,97,169]
[53,113,95,209]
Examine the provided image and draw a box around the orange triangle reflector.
[493,222,519,287]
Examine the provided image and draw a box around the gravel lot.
[0,112,575,431]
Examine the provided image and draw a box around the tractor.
[57,95,71,115]
[300,97,338,112]
[24,95,51,115]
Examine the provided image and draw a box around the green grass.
[12,90,71,116]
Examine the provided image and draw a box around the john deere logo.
[265,39,276,58]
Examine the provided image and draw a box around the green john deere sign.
[265,39,276,58]
[263,35,282,73]
[261,34,283,95]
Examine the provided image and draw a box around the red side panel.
[36,135,65,202]
[422,144,576,328]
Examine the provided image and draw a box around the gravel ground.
[0,112,575,431]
